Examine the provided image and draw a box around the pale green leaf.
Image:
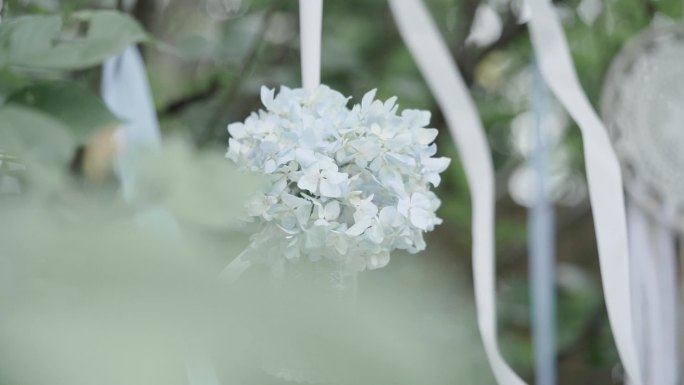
[7,82,120,141]
[0,104,75,164]
[0,10,148,70]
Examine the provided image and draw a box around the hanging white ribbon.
[299,0,322,91]
[529,61,556,385]
[101,46,161,146]
[627,198,677,385]
[222,1,323,281]
[524,0,642,383]
[101,45,161,199]
[101,45,178,231]
[102,45,218,385]
[185,349,221,385]
[389,1,525,384]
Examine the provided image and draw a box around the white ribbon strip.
[529,61,556,385]
[220,234,272,282]
[223,0,324,280]
[220,247,253,282]
[101,47,161,147]
[627,200,677,385]
[299,0,323,91]
[525,0,642,383]
[103,46,218,385]
[101,46,177,232]
[102,46,161,198]
[185,349,221,385]
[389,1,525,384]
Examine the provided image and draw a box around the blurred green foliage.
[0,0,680,383]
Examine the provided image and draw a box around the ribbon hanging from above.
[102,45,217,385]
[101,45,161,200]
[222,0,324,281]
[299,0,323,91]
[626,200,677,385]
[601,25,684,385]
[101,47,161,147]
[389,1,525,384]
[101,45,178,233]
[525,0,643,383]
[529,61,556,385]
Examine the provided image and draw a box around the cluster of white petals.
[227,85,450,272]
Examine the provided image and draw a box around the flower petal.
[367,222,384,244]
[424,157,451,173]
[260,86,275,110]
[367,252,390,269]
[227,122,246,139]
[346,218,371,236]
[295,148,317,167]
[297,174,319,194]
[409,208,434,230]
[379,206,400,227]
[324,200,341,221]
[319,178,342,197]
[414,128,439,145]
[361,88,377,109]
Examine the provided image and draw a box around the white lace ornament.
[602,25,684,231]
[226,85,450,273]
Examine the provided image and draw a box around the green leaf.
[136,139,265,230]
[7,82,120,141]
[0,69,31,103]
[0,10,148,70]
[0,104,75,164]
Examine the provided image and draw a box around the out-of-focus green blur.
[1,0,679,383]
[0,138,493,385]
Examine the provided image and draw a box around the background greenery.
[1,0,681,383]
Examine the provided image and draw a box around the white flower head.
[227,85,450,272]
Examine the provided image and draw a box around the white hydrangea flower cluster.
[226,85,450,272]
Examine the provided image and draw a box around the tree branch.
[133,0,157,31]
[161,78,221,116]
[453,0,481,55]
[497,201,591,274]
[643,0,656,19]
[556,304,606,362]
[196,7,277,147]
[456,9,528,86]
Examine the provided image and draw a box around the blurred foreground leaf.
[0,104,74,164]
[135,139,263,230]
[0,10,147,70]
[7,82,120,140]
